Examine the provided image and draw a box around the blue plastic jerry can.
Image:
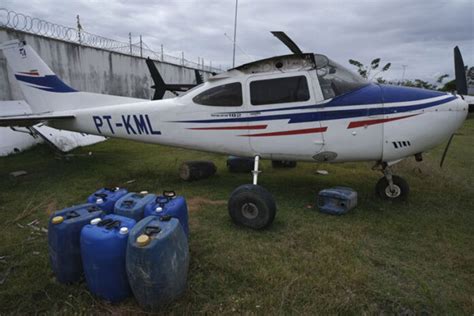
[317,187,358,215]
[80,214,136,303]
[114,192,156,221]
[48,204,103,284]
[126,215,189,311]
[143,191,189,238]
[87,187,128,214]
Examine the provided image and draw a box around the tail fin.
[0,40,145,114]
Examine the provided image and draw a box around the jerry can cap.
[90,218,102,225]
[136,234,150,247]
[52,216,64,225]
[119,227,129,235]
[155,207,163,213]
[139,190,149,195]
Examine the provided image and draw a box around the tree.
[348,58,391,81]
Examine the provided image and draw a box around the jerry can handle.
[144,225,161,236]
[65,210,80,219]
[104,220,121,230]
[94,193,107,198]
[163,190,176,200]
[87,205,101,213]
[103,187,117,192]
[123,200,134,205]
[159,215,172,222]
[97,218,114,227]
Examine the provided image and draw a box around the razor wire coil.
[0,8,222,72]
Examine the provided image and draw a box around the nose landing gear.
[375,164,409,201]
[228,156,277,229]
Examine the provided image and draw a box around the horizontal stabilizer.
[0,113,74,127]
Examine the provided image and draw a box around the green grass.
[0,120,473,314]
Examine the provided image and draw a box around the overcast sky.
[2,0,473,83]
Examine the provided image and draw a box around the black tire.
[226,156,254,173]
[179,161,217,181]
[228,184,276,229]
[271,160,297,168]
[375,175,409,201]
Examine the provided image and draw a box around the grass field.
[0,120,472,314]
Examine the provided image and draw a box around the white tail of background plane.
[0,40,146,114]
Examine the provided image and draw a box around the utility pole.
[232,0,238,67]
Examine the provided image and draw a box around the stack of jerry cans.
[114,192,156,221]
[143,191,189,238]
[126,216,189,311]
[87,187,128,214]
[80,214,136,302]
[317,187,358,215]
[48,204,103,283]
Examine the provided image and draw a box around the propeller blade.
[454,46,468,95]
[440,134,455,168]
[271,31,303,55]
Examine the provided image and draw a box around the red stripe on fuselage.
[240,127,327,137]
[189,125,267,130]
[347,114,418,129]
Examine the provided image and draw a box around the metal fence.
[0,8,222,73]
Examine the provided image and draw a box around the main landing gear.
[228,156,277,229]
[375,164,409,201]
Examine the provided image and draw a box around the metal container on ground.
[48,204,103,284]
[114,192,156,221]
[80,214,136,302]
[317,187,358,215]
[143,191,189,238]
[126,215,189,311]
[87,187,128,214]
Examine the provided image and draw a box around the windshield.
[316,56,368,100]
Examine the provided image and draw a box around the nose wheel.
[375,166,409,201]
[228,156,277,229]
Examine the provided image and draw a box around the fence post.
[181,52,184,66]
[129,32,132,55]
[76,15,82,45]
[139,35,143,58]
[161,44,164,62]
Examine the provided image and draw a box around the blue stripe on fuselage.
[175,95,456,124]
[15,74,77,93]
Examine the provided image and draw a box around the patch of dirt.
[187,197,226,212]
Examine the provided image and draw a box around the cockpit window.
[193,82,242,106]
[316,57,368,99]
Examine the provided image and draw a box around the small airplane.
[0,32,471,229]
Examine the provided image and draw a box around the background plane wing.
[0,113,75,127]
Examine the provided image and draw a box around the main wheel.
[228,184,276,229]
[375,175,409,201]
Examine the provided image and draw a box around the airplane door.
[246,73,325,160]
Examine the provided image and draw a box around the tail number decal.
[93,114,161,135]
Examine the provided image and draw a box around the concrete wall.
[0,27,211,101]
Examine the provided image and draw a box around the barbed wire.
[0,8,222,73]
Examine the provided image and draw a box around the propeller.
[440,46,469,168]
[271,31,303,55]
[454,46,468,95]
[146,58,203,100]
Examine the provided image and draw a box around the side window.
[193,82,242,106]
[250,76,310,106]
